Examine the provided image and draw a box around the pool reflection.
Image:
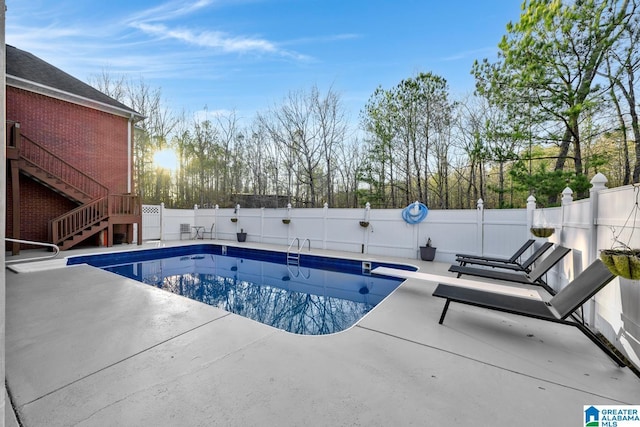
[104,254,403,335]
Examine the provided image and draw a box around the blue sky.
[6,0,523,123]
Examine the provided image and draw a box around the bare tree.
[312,85,348,207]
[604,2,640,182]
[259,89,330,207]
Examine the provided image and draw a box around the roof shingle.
[6,45,140,116]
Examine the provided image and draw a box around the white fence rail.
[141,174,640,368]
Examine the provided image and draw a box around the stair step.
[58,220,110,250]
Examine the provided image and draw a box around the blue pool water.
[68,244,416,335]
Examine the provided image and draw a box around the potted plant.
[530,227,555,238]
[230,217,238,223]
[419,237,437,261]
[236,228,247,242]
[359,221,370,228]
[282,218,291,224]
[600,248,640,280]
[599,190,640,280]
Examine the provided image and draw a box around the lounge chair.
[432,259,625,366]
[449,245,571,294]
[455,239,535,264]
[456,241,554,273]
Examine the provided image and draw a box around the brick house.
[6,45,143,253]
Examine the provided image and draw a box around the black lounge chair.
[449,245,571,293]
[455,239,535,264]
[457,241,553,273]
[432,259,625,366]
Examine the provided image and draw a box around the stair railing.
[109,194,141,216]
[50,197,109,245]
[18,134,109,199]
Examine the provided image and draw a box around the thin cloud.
[134,22,276,53]
[126,0,310,61]
[282,33,361,47]
[125,0,218,24]
[438,47,498,62]
[131,22,310,60]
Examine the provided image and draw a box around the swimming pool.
[68,244,416,335]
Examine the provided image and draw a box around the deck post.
[10,161,20,255]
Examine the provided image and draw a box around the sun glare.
[153,149,178,171]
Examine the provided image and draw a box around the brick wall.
[6,176,77,242]
[7,86,132,242]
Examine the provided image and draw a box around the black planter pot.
[420,246,437,261]
[237,232,247,242]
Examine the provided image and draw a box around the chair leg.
[573,323,626,367]
[438,300,451,325]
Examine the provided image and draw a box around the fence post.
[286,203,292,243]
[476,198,484,255]
[526,194,536,237]
[214,205,219,239]
[323,203,329,249]
[589,173,608,264]
[561,187,574,205]
[363,202,371,254]
[160,202,165,241]
[561,187,573,247]
[260,207,265,243]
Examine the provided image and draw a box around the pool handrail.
[5,238,60,264]
[287,237,311,267]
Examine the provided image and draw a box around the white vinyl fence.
[141,173,640,368]
[142,201,530,263]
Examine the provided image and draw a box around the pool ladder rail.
[286,238,311,279]
[5,238,60,264]
[286,237,310,266]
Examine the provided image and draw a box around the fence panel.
[141,205,161,240]
[482,209,529,259]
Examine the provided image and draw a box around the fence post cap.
[561,187,573,205]
[590,172,608,188]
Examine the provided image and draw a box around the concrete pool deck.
[5,241,640,426]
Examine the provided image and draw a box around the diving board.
[371,266,543,300]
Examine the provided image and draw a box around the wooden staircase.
[16,158,98,204]
[7,122,141,251]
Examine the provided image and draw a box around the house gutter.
[128,113,133,193]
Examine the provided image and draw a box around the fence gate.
[142,204,162,240]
